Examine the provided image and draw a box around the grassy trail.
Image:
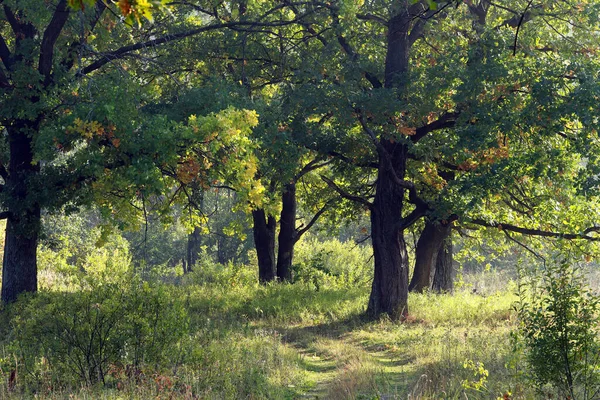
[262,289,520,399]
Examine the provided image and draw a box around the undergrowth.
[0,242,546,399]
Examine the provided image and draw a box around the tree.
[0,0,277,302]
[290,0,600,319]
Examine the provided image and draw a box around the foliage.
[68,0,168,26]
[292,236,373,290]
[515,257,600,398]
[6,275,188,389]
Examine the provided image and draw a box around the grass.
[0,262,534,399]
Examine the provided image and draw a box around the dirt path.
[282,326,415,399]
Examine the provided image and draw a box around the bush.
[292,236,372,289]
[515,258,600,398]
[7,277,188,389]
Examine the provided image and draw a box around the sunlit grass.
[1,258,532,399]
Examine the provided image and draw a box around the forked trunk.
[432,232,453,293]
[409,219,452,293]
[367,141,409,321]
[252,208,276,283]
[276,183,296,282]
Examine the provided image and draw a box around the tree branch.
[513,0,534,56]
[357,113,427,205]
[3,5,20,35]
[0,32,12,71]
[356,13,387,25]
[321,175,372,209]
[326,150,379,169]
[0,66,9,88]
[39,0,70,84]
[400,205,428,230]
[80,15,316,75]
[295,198,334,240]
[503,230,546,262]
[0,163,8,181]
[411,111,459,143]
[294,158,333,181]
[470,219,600,241]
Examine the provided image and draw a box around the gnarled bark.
[409,219,452,293]
[367,141,409,321]
[432,232,453,293]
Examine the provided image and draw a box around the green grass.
[0,262,534,399]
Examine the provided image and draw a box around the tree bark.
[367,141,409,321]
[1,122,41,303]
[186,226,201,272]
[276,183,296,281]
[409,219,452,293]
[432,231,453,293]
[366,6,416,321]
[252,208,276,283]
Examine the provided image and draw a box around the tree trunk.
[186,226,201,272]
[367,141,409,321]
[366,7,414,321]
[252,208,276,283]
[276,183,296,282]
[1,123,41,303]
[432,231,453,293]
[408,219,452,293]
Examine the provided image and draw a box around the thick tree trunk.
[1,123,41,303]
[408,219,452,293]
[186,226,201,272]
[252,208,276,283]
[2,215,40,303]
[366,7,415,321]
[276,183,296,282]
[432,232,453,293]
[367,142,409,321]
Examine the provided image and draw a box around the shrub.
[8,277,188,389]
[515,258,600,398]
[293,236,372,289]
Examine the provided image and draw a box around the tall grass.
[0,240,539,399]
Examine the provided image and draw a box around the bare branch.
[295,198,335,240]
[321,175,372,209]
[503,230,546,263]
[513,0,534,56]
[470,219,600,241]
[295,158,333,181]
[80,13,318,75]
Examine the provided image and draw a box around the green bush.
[293,236,372,289]
[515,258,600,399]
[8,277,188,389]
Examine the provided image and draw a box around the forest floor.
[0,266,532,399]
